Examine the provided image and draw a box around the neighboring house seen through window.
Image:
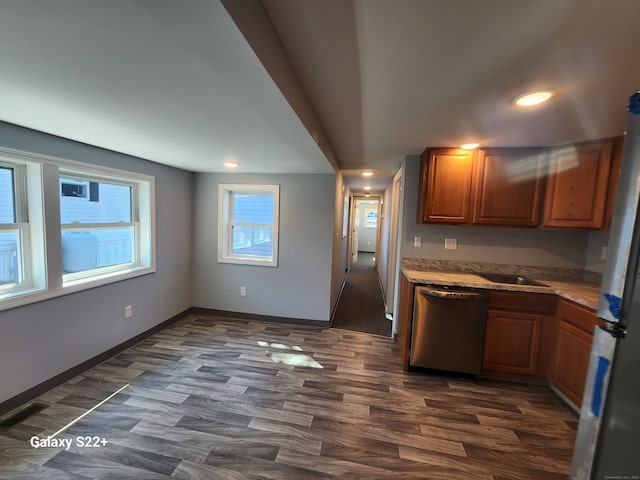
[60,175,137,281]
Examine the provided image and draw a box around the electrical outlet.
[414,236,422,247]
[601,246,607,260]
[240,286,247,297]
[124,305,132,318]
[444,238,457,250]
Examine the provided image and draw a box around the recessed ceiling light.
[460,143,480,150]
[224,161,239,168]
[364,186,371,190]
[513,90,555,107]
[362,170,374,177]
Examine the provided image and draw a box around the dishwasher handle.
[417,286,485,300]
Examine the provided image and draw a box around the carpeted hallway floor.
[331,252,392,337]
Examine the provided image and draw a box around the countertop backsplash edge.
[401,258,603,284]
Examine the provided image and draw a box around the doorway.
[386,170,403,320]
[333,196,390,337]
[350,197,379,268]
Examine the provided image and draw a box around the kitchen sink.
[474,272,549,287]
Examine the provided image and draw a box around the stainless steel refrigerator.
[570,92,640,479]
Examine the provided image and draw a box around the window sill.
[217,256,278,268]
[0,265,155,312]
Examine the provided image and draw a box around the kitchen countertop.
[402,267,602,310]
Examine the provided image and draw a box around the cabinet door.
[549,299,601,408]
[417,148,474,224]
[396,274,414,372]
[542,140,613,228]
[472,148,545,226]
[549,320,593,407]
[482,310,541,375]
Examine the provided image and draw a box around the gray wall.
[586,230,610,273]
[0,122,193,404]
[330,173,349,318]
[192,172,335,321]
[400,154,592,269]
[377,188,393,300]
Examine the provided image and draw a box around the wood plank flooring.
[0,314,578,479]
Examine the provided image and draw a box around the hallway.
[331,252,392,337]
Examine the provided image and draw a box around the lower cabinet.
[483,310,542,375]
[396,274,415,372]
[397,281,601,410]
[549,299,602,407]
[482,291,557,377]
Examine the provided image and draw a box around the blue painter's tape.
[591,355,611,417]
[630,92,640,114]
[604,294,621,320]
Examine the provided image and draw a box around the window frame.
[0,161,32,294]
[0,146,155,312]
[218,184,279,267]
[59,170,140,284]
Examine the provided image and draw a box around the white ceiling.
[263,0,640,165]
[1,0,639,192]
[0,0,333,174]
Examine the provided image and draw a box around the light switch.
[414,236,422,247]
[444,238,457,249]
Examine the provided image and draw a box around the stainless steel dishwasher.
[410,285,488,375]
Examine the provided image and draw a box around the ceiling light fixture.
[362,170,374,177]
[364,186,371,190]
[224,161,239,168]
[460,143,480,150]
[365,193,370,197]
[513,90,555,107]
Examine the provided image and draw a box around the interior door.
[386,172,402,317]
[351,199,360,265]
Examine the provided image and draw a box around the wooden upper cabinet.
[542,140,615,229]
[472,148,546,227]
[417,148,475,224]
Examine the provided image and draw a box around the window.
[0,163,29,293]
[60,174,137,282]
[0,147,155,311]
[57,166,154,288]
[218,184,279,267]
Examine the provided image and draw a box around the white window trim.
[61,223,139,285]
[59,168,141,285]
[0,160,37,296]
[0,146,156,312]
[218,184,279,267]
[0,224,31,295]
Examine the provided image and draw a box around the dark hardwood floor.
[0,314,577,479]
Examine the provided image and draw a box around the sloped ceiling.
[0,0,333,174]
